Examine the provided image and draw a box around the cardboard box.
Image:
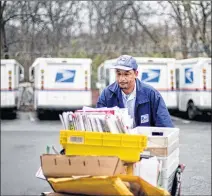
[41,155,126,178]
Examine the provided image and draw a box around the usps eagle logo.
[141,69,160,83]
[119,55,128,61]
[185,68,193,84]
[55,70,76,83]
[141,114,149,124]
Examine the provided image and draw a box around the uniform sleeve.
[96,89,107,108]
[151,91,174,127]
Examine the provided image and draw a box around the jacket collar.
[108,79,149,104]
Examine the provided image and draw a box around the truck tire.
[1,109,17,119]
[37,109,45,120]
[6,110,17,119]
[11,110,17,119]
[186,102,197,120]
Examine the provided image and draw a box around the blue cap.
[110,55,138,71]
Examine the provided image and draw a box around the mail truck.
[29,58,92,119]
[175,58,211,119]
[1,59,24,117]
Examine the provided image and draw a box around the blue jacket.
[96,79,174,127]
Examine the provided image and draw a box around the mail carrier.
[97,57,177,110]
[29,58,92,119]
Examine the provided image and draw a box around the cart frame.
[170,164,186,196]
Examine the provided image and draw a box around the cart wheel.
[37,109,45,120]
[40,192,51,196]
[175,182,181,196]
[178,185,182,196]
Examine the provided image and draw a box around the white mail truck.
[97,57,177,110]
[29,58,92,119]
[1,59,24,117]
[175,57,211,120]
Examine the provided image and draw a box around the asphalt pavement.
[1,112,211,195]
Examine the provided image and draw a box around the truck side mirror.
[29,67,34,82]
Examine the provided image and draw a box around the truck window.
[31,68,34,77]
[29,67,34,82]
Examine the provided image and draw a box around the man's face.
[116,69,138,90]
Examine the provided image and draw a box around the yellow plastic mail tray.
[60,130,147,162]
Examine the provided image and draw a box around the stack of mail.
[59,107,134,134]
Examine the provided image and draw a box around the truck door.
[206,62,211,91]
[44,61,91,106]
[1,63,7,105]
[138,63,168,103]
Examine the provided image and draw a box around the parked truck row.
[0,57,211,120]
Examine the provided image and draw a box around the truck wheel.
[11,111,17,119]
[7,110,17,119]
[187,102,197,120]
[37,109,45,120]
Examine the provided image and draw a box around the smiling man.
[96,55,174,128]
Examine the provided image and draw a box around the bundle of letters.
[59,107,134,134]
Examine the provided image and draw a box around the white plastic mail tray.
[157,147,180,169]
[160,156,179,179]
[133,127,179,148]
[143,138,179,157]
[158,168,176,192]
[158,156,179,191]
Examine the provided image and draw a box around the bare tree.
[0,1,22,58]
[159,1,211,58]
[167,1,189,58]
[41,1,83,56]
[195,1,211,57]
[182,1,211,57]
[87,1,163,55]
[2,1,210,65]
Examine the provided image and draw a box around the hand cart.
[40,163,185,196]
